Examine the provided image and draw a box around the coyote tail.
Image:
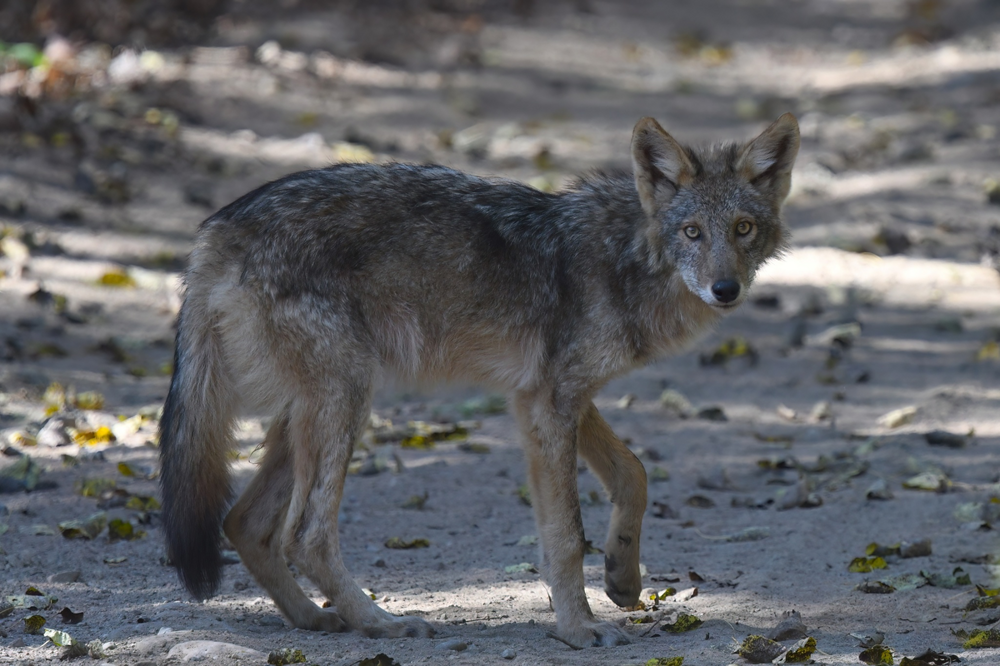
[158,304,235,600]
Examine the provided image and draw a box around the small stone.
[10,637,26,647]
[437,639,468,651]
[768,609,807,641]
[167,640,265,663]
[372,558,386,568]
[501,648,516,659]
[47,570,81,583]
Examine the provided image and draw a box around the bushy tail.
[159,305,235,600]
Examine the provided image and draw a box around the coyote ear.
[737,113,800,201]
[631,117,695,218]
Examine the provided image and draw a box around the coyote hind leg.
[283,372,434,639]
[223,413,346,632]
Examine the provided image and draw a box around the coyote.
[159,114,799,647]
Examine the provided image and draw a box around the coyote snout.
[160,114,799,648]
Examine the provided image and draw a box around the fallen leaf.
[857,580,895,594]
[43,627,76,647]
[877,572,927,592]
[649,588,677,602]
[780,636,817,663]
[965,596,1000,611]
[59,607,84,624]
[659,389,695,418]
[26,524,57,536]
[74,391,104,410]
[735,634,785,663]
[900,540,932,558]
[663,613,702,633]
[97,268,136,288]
[878,406,918,428]
[504,562,539,574]
[867,542,901,557]
[976,340,999,361]
[902,471,951,492]
[24,614,46,634]
[401,492,428,510]
[849,556,888,573]
[0,455,43,492]
[358,654,401,666]
[960,628,1000,648]
[685,495,715,508]
[108,518,146,541]
[924,430,966,448]
[644,658,683,666]
[73,426,116,446]
[58,511,108,539]
[699,337,758,367]
[77,478,116,497]
[124,495,160,511]
[267,648,306,665]
[457,442,490,454]
[898,649,960,665]
[859,646,894,665]
[459,395,506,417]
[384,537,429,549]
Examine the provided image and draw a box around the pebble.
[501,648,517,659]
[167,640,264,663]
[437,639,468,651]
[37,417,74,447]
[47,570,81,583]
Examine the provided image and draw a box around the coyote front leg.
[577,403,646,609]
[512,391,630,648]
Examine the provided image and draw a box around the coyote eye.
[735,220,754,236]
[683,225,701,239]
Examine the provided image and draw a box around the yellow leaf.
[74,391,104,410]
[98,269,136,288]
[73,426,115,446]
[977,340,1000,361]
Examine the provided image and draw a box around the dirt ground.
[2,1,1000,664]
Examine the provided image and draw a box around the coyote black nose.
[711,280,741,303]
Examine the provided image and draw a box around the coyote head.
[631,114,799,309]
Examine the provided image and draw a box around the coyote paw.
[361,615,435,639]
[301,609,348,633]
[558,620,631,648]
[604,553,642,608]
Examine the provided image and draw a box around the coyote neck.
[560,177,723,373]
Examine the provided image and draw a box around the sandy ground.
[2,1,1000,664]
